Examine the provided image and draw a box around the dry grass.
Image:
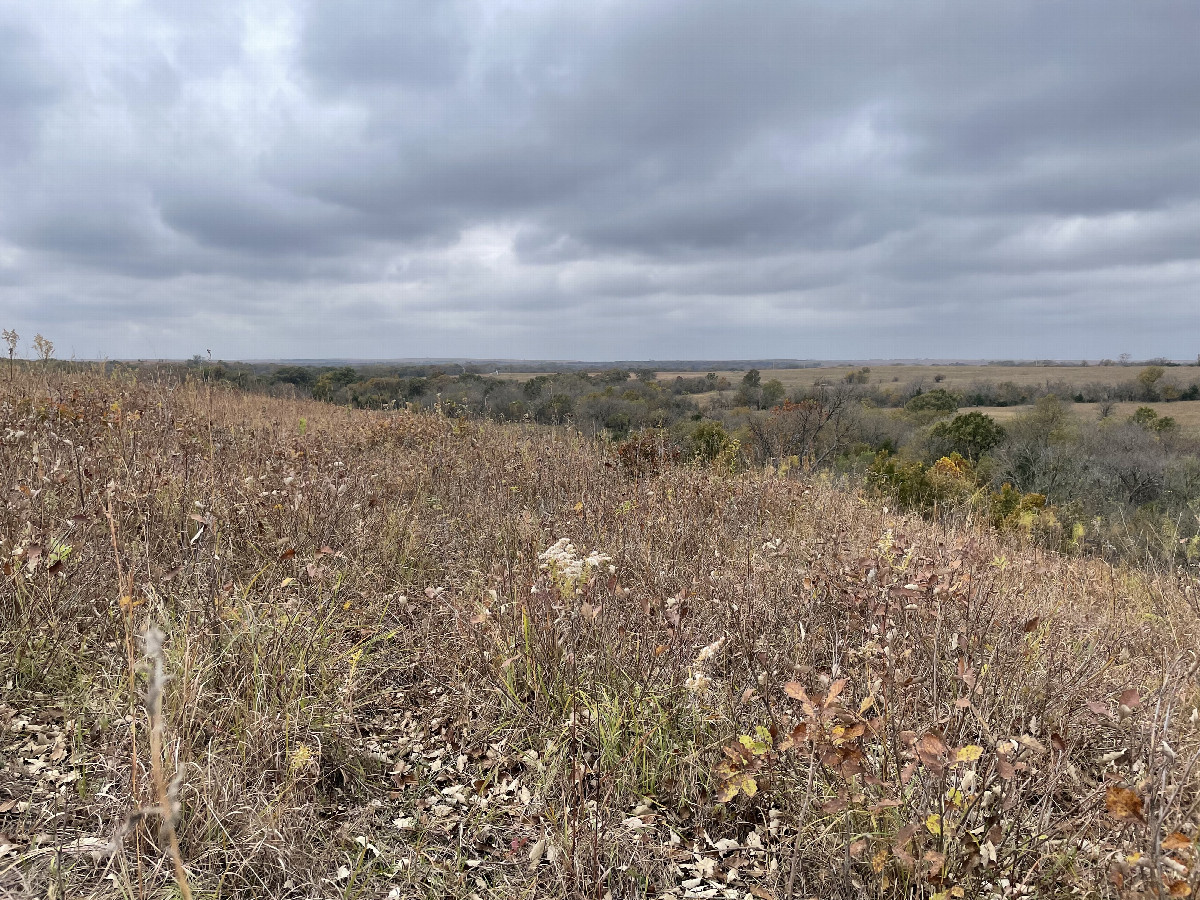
[694,365,1200,394]
[2,368,1199,898]
[960,401,1200,430]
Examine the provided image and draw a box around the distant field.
[962,400,1200,428]
[487,364,1200,429]
[487,363,1200,393]
[685,363,1200,393]
[655,364,1200,419]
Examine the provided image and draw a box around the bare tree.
[2,328,17,381]
[743,382,861,468]
[33,333,54,366]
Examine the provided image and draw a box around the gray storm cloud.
[0,0,1197,360]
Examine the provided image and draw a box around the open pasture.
[690,363,1200,394]
[961,400,1200,429]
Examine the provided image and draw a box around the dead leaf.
[1105,784,1145,824]
[1086,700,1111,718]
[528,836,546,868]
[893,822,919,850]
[783,681,807,701]
[1163,832,1192,851]
[825,678,847,705]
[917,731,949,766]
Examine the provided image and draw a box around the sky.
[2,1,1199,362]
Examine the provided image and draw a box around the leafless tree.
[2,328,17,381]
[743,382,861,468]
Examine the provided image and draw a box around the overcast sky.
[2,1,1199,361]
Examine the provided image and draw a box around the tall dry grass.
[1,367,1198,898]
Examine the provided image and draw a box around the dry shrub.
[0,367,1197,898]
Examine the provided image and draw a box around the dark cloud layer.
[1,0,1199,360]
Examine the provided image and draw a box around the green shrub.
[904,387,960,414]
[930,411,1006,460]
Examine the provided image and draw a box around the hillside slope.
[2,371,1198,898]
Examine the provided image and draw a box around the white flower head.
[538,538,613,595]
[695,637,726,667]
[685,672,712,694]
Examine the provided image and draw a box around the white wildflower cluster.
[538,538,614,595]
[695,637,726,666]
[685,672,712,694]
[686,637,726,695]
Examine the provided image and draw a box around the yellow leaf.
[574,501,583,511]
[281,577,295,588]
[739,734,770,755]
[739,774,758,798]
[871,846,889,873]
[118,594,143,612]
[954,745,983,764]
[859,695,876,715]
[925,814,942,836]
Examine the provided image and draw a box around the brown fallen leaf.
[917,732,948,758]
[1163,831,1192,851]
[1105,784,1145,824]
[782,681,807,701]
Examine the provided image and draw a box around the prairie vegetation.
[3,367,1200,898]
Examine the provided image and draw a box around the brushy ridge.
[1,368,1199,899]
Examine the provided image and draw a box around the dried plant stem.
[145,627,193,900]
[785,744,817,898]
[105,494,144,896]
